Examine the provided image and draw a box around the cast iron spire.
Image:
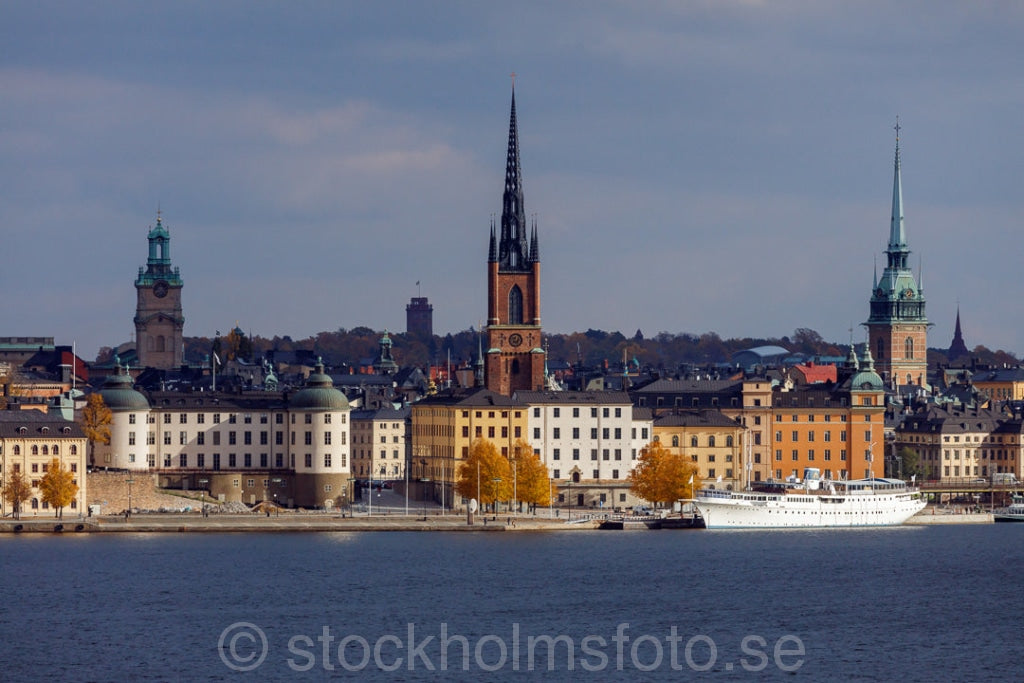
[498,86,530,272]
[887,118,908,268]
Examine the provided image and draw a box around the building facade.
[865,129,928,387]
[895,404,1023,481]
[409,387,527,508]
[653,411,747,492]
[0,411,87,517]
[516,390,653,510]
[350,405,409,481]
[485,88,545,395]
[134,213,185,369]
[90,361,351,509]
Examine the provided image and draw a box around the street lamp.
[198,478,209,518]
[491,478,501,519]
[512,460,518,518]
[271,477,282,515]
[549,478,553,519]
[126,477,134,520]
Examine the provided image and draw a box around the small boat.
[994,496,1024,523]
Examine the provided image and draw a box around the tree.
[2,469,32,520]
[455,439,512,510]
[81,393,112,466]
[628,441,701,507]
[511,439,556,507]
[897,447,923,480]
[39,458,79,519]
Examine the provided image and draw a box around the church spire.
[888,118,908,263]
[497,85,530,272]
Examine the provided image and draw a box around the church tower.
[865,125,928,388]
[134,212,184,368]
[485,87,544,395]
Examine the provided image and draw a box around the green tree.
[511,439,556,507]
[455,439,512,511]
[628,441,701,507]
[39,457,79,519]
[2,469,32,520]
[81,393,112,466]
[897,447,923,480]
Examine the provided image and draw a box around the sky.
[3,1,1023,362]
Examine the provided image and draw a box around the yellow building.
[653,411,747,491]
[410,387,527,509]
[0,411,87,517]
[970,368,1024,403]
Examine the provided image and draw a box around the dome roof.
[289,360,349,411]
[98,365,150,411]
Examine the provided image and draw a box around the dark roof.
[513,390,632,405]
[0,411,85,438]
[633,378,742,394]
[350,405,411,421]
[655,410,741,428]
[414,387,520,408]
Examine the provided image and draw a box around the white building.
[90,361,351,508]
[514,390,654,511]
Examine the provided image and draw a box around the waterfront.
[1,526,1020,681]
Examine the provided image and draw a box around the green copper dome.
[289,360,349,411]
[98,365,150,411]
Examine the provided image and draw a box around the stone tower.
[865,125,928,388]
[485,87,544,395]
[134,212,184,369]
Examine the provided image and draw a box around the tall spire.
[888,118,908,259]
[498,85,529,272]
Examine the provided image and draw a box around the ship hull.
[694,490,925,529]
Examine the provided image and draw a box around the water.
[1,526,1020,681]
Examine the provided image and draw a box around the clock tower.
[485,87,545,395]
[134,212,185,369]
[865,125,929,388]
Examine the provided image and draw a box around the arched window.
[70,445,77,455]
[13,445,20,455]
[708,436,716,447]
[726,436,734,447]
[904,337,914,359]
[508,286,523,325]
[31,499,39,510]
[156,335,166,352]
[690,436,698,448]
[31,445,38,455]
[52,445,59,455]
[671,435,679,447]
[42,445,48,455]
[876,337,885,361]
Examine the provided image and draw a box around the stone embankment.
[86,471,196,513]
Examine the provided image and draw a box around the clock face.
[153,280,169,298]
[509,333,523,348]
[903,288,914,299]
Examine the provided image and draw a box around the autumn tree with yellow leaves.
[455,439,512,511]
[628,441,701,508]
[2,469,32,520]
[39,457,79,519]
[81,393,112,466]
[510,439,556,507]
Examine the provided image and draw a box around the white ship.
[694,469,926,529]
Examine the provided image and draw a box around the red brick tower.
[485,87,544,395]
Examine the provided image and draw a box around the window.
[197,414,205,424]
[180,413,188,424]
[304,414,312,424]
[553,428,561,439]
[553,408,560,418]
[572,427,580,439]
[572,448,580,460]
[508,285,523,324]
[672,436,679,447]
[324,454,332,467]
[229,431,237,445]
[305,432,312,445]
[553,449,560,460]
[325,432,332,445]
[691,436,699,447]
[180,431,187,445]
[229,454,237,467]
[708,436,716,447]
[572,408,579,418]
[324,414,332,424]
[244,432,252,445]
[244,453,252,467]
[305,454,312,467]
[197,453,205,468]
[533,428,540,439]
[129,414,136,424]
[179,454,187,468]
[162,414,170,424]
